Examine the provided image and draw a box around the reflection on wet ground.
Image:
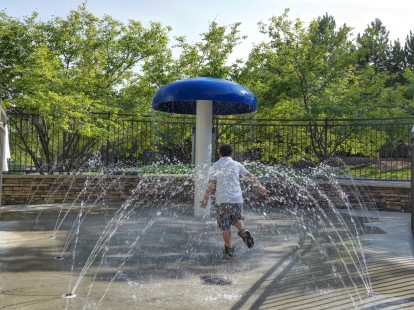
[1,205,413,309]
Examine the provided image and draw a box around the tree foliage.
[1,5,171,172]
[1,5,414,170]
[240,10,356,120]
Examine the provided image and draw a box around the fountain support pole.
[411,125,414,236]
[194,100,213,217]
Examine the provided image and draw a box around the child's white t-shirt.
[208,156,249,204]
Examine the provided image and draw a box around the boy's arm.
[245,172,268,196]
[200,180,216,208]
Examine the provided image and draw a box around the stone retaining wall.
[315,180,411,212]
[0,175,411,212]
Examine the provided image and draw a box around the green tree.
[0,12,38,100]
[1,5,171,172]
[173,20,246,79]
[356,18,390,72]
[405,31,414,70]
[243,10,355,119]
[239,10,358,160]
[352,19,411,118]
[117,39,175,114]
[390,68,414,115]
[386,39,407,86]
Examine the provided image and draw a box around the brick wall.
[1,175,194,206]
[315,180,411,212]
[1,175,411,212]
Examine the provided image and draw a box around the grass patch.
[81,161,411,180]
[347,165,411,180]
[139,164,192,175]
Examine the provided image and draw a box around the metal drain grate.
[200,274,232,285]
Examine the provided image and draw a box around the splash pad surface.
[1,202,414,309]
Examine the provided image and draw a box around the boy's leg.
[234,219,244,230]
[234,218,254,248]
[217,204,235,257]
[222,229,235,258]
[222,229,232,247]
[238,228,254,248]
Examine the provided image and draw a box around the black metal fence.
[5,111,414,180]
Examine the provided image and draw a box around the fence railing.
[5,111,414,180]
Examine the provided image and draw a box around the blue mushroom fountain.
[152,77,257,216]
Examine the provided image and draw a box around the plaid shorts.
[215,203,244,231]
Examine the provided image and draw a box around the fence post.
[106,112,111,166]
[324,118,328,159]
[411,125,414,236]
[0,99,6,208]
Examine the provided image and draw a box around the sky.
[1,0,413,61]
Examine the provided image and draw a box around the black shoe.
[238,229,254,248]
[223,245,235,258]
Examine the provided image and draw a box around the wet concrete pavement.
[0,203,414,309]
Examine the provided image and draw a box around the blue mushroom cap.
[152,77,257,115]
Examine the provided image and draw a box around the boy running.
[200,144,267,258]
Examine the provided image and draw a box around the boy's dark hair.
[219,144,233,157]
